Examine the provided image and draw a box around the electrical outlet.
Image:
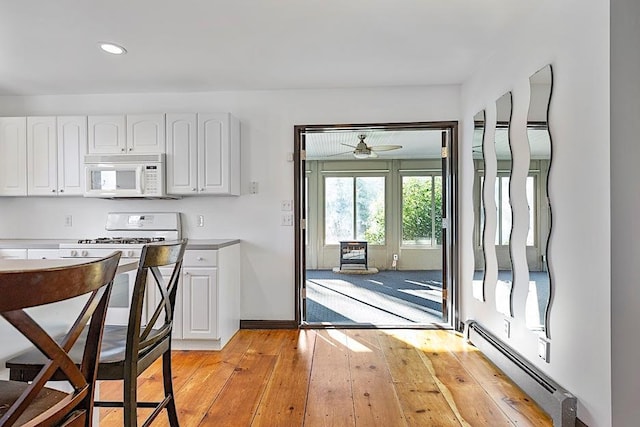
[503,319,511,338]
[64,215,72,227]
[538,337,550,362]
[281,214,293,226]
[249,181,259,194]
[393,254,399,261]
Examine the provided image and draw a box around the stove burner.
[77,237,166,245]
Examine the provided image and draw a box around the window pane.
[324,177,353,244]
[434,176,443,245]
[526,176,535,246]
[500,176,511,245]
[356,177,385,244]
[402,176,440,246]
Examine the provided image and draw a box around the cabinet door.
[197,113,240,195]
[27,116,58,196]
[57,116,87,196]
[198,113,229,194]
[182,267,218,340]
[127,114,165,154]
[88,115,126,153]
[0,117,27,196]
[166,113,198,195]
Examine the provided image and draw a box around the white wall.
[0,85,460,321]
[460,0,610,426]
[610,0,640,425]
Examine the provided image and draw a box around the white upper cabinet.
[87,115,126,154]
[166,113,198,194]
[0,117,27,196]
[27,116,86,196]
[57,116,87,195]
[167,112,240,196]
[126,114,165,153]
[27,116,57,195]
[88,114,165,154]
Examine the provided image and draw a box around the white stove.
[59,212,181,259]
[59,212,182,326]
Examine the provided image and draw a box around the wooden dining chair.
[0,252,121,427]
[7,239,188,427]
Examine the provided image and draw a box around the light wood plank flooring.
[97,329,551,426]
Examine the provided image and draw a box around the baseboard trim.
[240,320,298,329]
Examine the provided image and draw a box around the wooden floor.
[97,329,552,426]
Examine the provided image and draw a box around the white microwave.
[84,154,166,198]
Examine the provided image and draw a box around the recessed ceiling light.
[99,42,127,55]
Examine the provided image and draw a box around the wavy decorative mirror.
[495,92,513,317]
[472,110,486,301]
[525,65,553,335]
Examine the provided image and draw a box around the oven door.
[105,269,146,326]
[84,164,144,197]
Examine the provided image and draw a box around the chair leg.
[123,370,138,427]
[163,351,180,426]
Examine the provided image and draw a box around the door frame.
[294,121,460,330]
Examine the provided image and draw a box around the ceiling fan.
[336,134,403,159]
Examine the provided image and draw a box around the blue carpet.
[305,270,443,325]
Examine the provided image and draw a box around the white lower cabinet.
[148,244,240,350]
[182,267,218,340]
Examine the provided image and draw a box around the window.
[493,173,535,246]
[324,176,385,244]
[401,175,442,246]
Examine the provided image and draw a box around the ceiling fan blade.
[370,144,402,152]
[326,150,353,157]
[340,143,357,149]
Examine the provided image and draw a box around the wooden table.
[0,258,138,274]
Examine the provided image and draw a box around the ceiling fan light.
[353,152,370,159]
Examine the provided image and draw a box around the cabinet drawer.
[183,250,217,267]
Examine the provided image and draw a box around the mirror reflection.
[495,91,513,317]
[472,110,485,301]
[525,65,553,334]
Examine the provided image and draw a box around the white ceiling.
[306,129,444,160]
[0,0,541,96]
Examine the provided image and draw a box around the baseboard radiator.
[465,320,577,426]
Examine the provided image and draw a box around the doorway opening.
[294,121,459,329]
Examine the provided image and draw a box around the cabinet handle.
[197,256,204,261]
[51,189,56,193]
[121,148,125,152]
[129,147,133,151]
[192,188,197,192]
[200,188,205,191]
[59,189,64,193]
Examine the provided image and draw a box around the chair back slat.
[127,239,187,360]
[0,252,121,427]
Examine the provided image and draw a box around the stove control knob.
[81,250,88,257]
[70,250,78,257]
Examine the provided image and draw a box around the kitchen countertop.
[0,238,240,250]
